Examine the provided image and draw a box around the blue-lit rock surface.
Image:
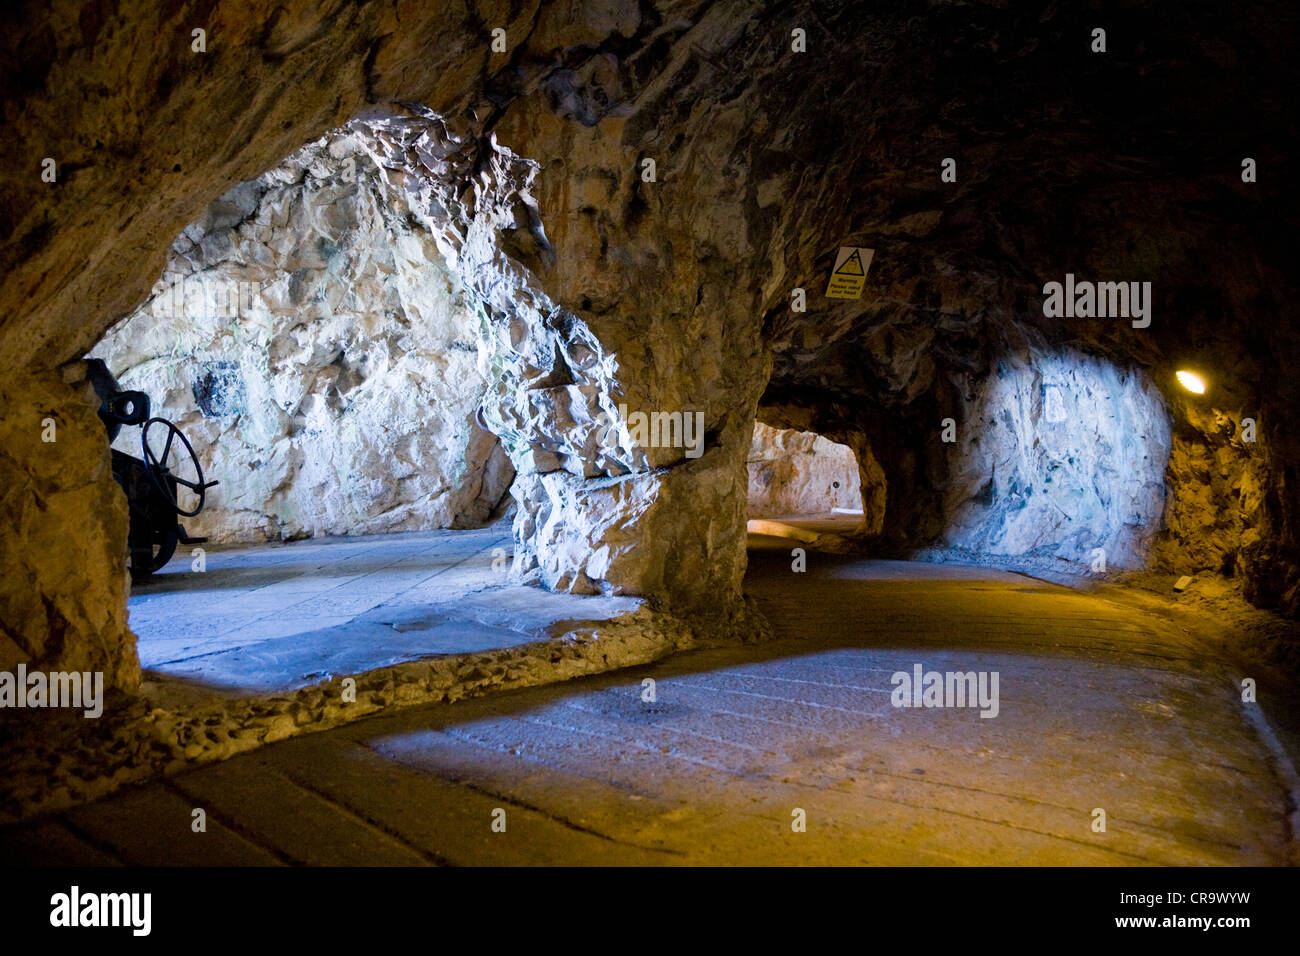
[937,351,1171,570]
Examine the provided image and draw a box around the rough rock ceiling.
[5,1,1294,384]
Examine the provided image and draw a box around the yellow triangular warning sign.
[825,246,873,299]
[835,249,865,276]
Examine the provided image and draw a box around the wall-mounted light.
[1175,370,1207,394]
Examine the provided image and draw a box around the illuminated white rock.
[747,422,861,517]
[938,351,1171,569]
[91,130,513,543]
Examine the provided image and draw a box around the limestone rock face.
[938,352,1171,570]
[329,104,768,618]
[755,403,889,537]
[1154,403,1297,613]
[513,448,748,601]
[90,130,513,543]
[0,367,137,691]
[747,422,861,518]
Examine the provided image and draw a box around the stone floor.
[3,536,1295,865]
[132,523,641,695]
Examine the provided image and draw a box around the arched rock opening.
[759,349,1172,573]
[747,422,862,520]
[89,124,514,544]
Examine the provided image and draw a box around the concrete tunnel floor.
[3,525,1299,865]
[128,522,641,695]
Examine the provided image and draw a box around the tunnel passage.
[757,348,1173,574]
[47,96,770,691]
[747,421,862,520]
[89,125,514,548]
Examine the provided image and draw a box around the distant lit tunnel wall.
[934,350,1172,570]
[747,422,861,518]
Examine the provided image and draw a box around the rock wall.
[747,4,1299,614]
[1154,401,1298,613]
[335,96,770,615]
[90,129,512,543]
[937,351,1171,570]
[754,402,890,539]
[0,366,137,691]
[747,422,861,518]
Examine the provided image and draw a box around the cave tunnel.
[2,0,1299,894]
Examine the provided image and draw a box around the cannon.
[87,359,219,580]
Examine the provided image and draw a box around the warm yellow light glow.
[1176,370,1207,394]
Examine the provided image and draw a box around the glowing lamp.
[1175,370,1206,394]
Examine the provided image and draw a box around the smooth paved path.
[3,542,1295,866]
[129,523,639,695]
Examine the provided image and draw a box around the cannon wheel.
[140,417,209,518]
[130,522,179,581]
[111,448,181,580]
